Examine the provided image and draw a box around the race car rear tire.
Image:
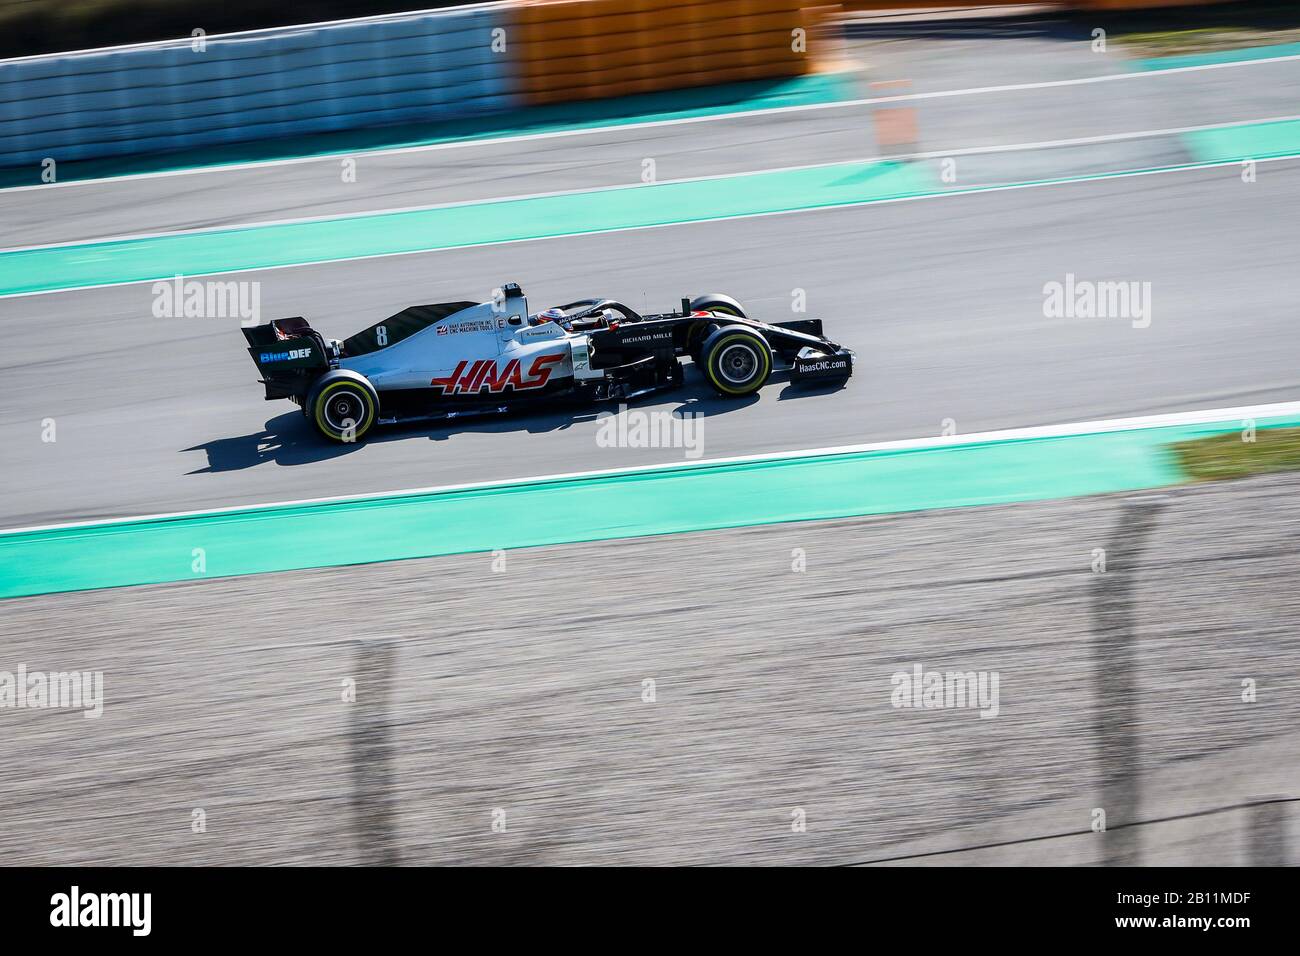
[306,370,379,443]
[700,325,772,397]
[689,293,747,318]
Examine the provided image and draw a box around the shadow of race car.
[242,283,854,442]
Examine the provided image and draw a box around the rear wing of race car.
[242,317,331,400]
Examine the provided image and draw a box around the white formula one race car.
[242,283,854,442]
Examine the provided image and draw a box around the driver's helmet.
[532,307,566,326]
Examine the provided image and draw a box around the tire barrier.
[510,0,818,105]
[0,3,518,167]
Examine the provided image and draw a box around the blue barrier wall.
[0,3,518,167]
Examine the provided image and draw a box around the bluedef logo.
[259,348,313,363]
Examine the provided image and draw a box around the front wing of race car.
[791,346,855,383]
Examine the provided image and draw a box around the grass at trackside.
[1106,0,1300,59]
[1173,428,1300,482]
[1116,27,1300,58]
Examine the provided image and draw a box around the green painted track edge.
[3,415,1298,600]
[1136,40,1300,72]
[8,143,1300,299]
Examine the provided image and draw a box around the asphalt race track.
[2,160,1299,526]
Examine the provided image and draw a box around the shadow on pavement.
[184,369,831,473]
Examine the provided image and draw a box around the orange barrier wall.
[511,0,824,105]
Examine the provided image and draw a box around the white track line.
[7,111,1298,254]
[4,402,1296,537]
[7,47,1300,193]
[2,153,1297,302]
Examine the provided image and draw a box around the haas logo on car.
[431,353,565,394]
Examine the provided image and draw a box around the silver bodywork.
[339,289,577,393]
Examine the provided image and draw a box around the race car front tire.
[686,322,717,367]
[700,325,772,397]
[306,370,379,443]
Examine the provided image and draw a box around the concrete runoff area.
[1,473,1296,865]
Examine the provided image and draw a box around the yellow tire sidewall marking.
[706,333,770,395]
